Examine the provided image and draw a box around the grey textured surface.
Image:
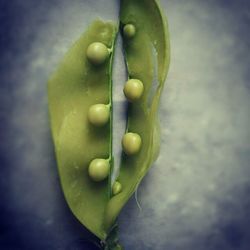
[0,0,249,249]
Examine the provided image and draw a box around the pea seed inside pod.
[122,132,142,155]
[123,79,144,102]
[88,104,110,126]
[88,159,110,182]
[123,24,136,38]
[112,181,122,195]
[86,42,109,65]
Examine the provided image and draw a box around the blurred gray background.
[0,0,249,249]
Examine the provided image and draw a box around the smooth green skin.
[48,20,117,240]
[88,104,110,127]
[122,132,142,155]
[87,42,110,65]
[104,0,170,230]
[88,159,110,182]
[123,79,144,102]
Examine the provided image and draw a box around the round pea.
[112,181,122,195]
[122,132,142,155]
[86,42,109,65]
[123,79,144,102]
[88,159,110,182]
[123,24,136,38]
[88,104,110,127]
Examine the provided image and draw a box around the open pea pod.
[48,20,117,240]
[105,0,170,230]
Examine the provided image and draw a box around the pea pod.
[104,0,170,230]
[48,20,117,240]
[48,0,170,247]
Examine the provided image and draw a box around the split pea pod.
[48,20,117,240]
[104,0,170,230]
[48,0,170,247]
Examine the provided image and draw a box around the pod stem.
[102,223,123,250]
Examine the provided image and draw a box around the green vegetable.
[48,20,117,240]
[88,104,110,127]
[112,181,123,196]
[123,79,144,102]
[104,0,170,231]
[48,0,170,248]
[122,132,142,155]
[87,42,110,65]
[123,24,136,39]
[88,159,110,182]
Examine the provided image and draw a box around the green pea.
[123,79,144,102]
[112,181,122,195]
[88,159,110,182]
[87,42,110,65]
[88,104,110,126]
[122,132,142,155]
[123,24,136,38]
